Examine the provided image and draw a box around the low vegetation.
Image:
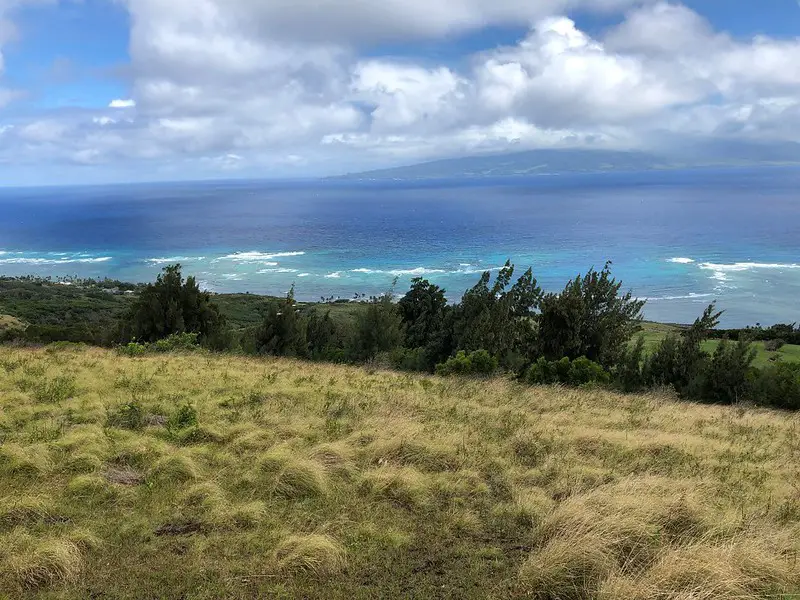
[0,345,798,598]
[3,262,800,410]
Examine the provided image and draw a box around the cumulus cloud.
[2,0,800,182]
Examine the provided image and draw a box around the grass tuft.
[65,475,118,504]
[367,437,460,472]
[148,453,200,483]
[256,448,330,499]
[0,496,54,529]
[360,466,430,509]
[0,443,52,476]
[273,534,347,577]
[0,531,84,591]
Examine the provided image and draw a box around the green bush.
[537,262,645,370]
[349,293,404,362]
[525,356,608,387]
[153,332,200,352]
[390,347,430,372]
[764,339,786,352]
[436,350,498,377]
[469,350,499,375]
[167,404,198,431]
[616,336,647,392]
[697,338,757,404]
[750,362,800,410]
[568,357,611,386]
[118,342,147,357]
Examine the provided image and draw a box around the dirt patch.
[103,466,144,486]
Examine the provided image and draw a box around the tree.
[537,263,644,369]
[646,303,723,396]
[398,278,448,350]
[124,264,225,345]
[349,293,404,362]
[451,261,542,369]
[255,286,308,357]
[397,278,452,369]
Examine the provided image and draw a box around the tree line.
[107,263,800,411]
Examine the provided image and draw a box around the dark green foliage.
[349,293,404,362]
[167,404,198,431]
[616,336,647,392]
[699,338,757,404]
[708,322,800,345]
[764,339,786,352]
[306,310,342,361]
[255,287,308,357]
[153,332,200,352]
[0,277,135,346]
[436,350,498,377]
[568,357,611,386]
[123,265,226,346]
[538,263,645,369]
[525,356,609,386]
[646,304,723,396]
[398,278,448,350]
[118,342,147,357]
[450,261,542,369]
[751,362,800,410]
[106,402,145,430]
[390,347,430,372]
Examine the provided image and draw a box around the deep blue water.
[1,167,799,327]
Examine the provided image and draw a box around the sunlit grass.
[0,345,798,598]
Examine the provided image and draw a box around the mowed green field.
[639,322,800,368]
[1,345,799,599]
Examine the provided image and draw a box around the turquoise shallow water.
[0,167,799,327]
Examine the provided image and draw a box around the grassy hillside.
[1,346,798,599]
[639,322,800,368]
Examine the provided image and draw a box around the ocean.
[1,167,799,327]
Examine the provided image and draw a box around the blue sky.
[1,0,800,185]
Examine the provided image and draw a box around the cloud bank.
[1,0,800,183]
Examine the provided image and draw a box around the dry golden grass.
[0,345,798,598]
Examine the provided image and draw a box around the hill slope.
[332,144,800,180]
[1,346,798,598]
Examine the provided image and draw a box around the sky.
[0,0,799,185]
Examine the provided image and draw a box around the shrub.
[390,347,429,372]
[166,404,198,431]
[750,362,800,410]
[450,262,542,369]
[525,356,608,386]
[698,338,757,404]
[153,332,199,352]
[122,264,226,346]
[435,350,498,377]
[117,342,147,357]
[616,336,647,392]
[568,357,611,386]
[764,338,786,352]
[645,304,722,398]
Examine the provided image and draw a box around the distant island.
[331,143,800,181]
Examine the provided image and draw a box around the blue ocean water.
[1,167,799,327]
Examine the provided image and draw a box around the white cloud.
[3,0,800,182]
[109,98,136,108]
